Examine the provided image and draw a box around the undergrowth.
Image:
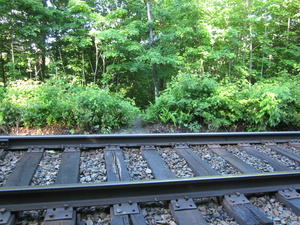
[144,73,300,131]
[0,78,139,133]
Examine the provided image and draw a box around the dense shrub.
[0,79,139,133]
[144,73,300,131]
[144,73,219,131]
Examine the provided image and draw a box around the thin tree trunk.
[152,63,158,98]
[261,53,264,78]
[261,25,268,78]
[82,51,86,85]
[249,25,253,85]
[147,2,159,98]
[10,34,15,75]
[286,17,290,49]
[0,53,6,87]
[93,40,99,83]
[228,58,231,83]
[59,49,66,74]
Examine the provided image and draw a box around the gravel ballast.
[157,147,195,178]
[1,142,300,225]
[31,150,61,186]
[192,146,240,175]
[80,149,106,183]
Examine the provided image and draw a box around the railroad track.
[1,132,300,225]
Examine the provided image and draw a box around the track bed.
[1,132,300,225]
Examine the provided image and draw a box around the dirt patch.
[3,119,299,136]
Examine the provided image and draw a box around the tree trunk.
[249,25,253,84]
[0,53,6,87]
[286,17,290,49]
[82,51,86,85]
[147,2,159,98]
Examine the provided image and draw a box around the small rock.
[86,219,93,225]
[154,215,161,221]
[145,168,152,174]
[213,212,220,217]
[273,217,281,222]
[204,154,211,160]
[156,221,167,224]
[270,198,275,203]
[100,212,108,219]
[173,154,179,159]
[280,211,291,218]
[28,222,38,225]
[161,214,170,221]
[272,208,279,217]
[198,206,206,212]
[85,177,92,182]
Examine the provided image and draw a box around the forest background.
[0,0,299,134]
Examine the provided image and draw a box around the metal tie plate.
[105,145,121,151]
[263,142,277,146]
[238,143,251,147]
[290,139,300,144]
[0,139,9,148]
[208,144,222,149]
[113,202,139,216]
[141,145,156,150]
[44,207,74,221]
[278,189,300,200]
[175,144,189,149]
[170,198,197,211]
[224,194,250,206]
[64,147,80,152]
[27,147,44,153]
[0,211,14,225]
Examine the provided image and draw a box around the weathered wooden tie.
[141,145,209,225]
[4,147,44,187]
[105,146,146,225]
[42,147,81,225]
[223,194,273,225]
[141,145,175,179]
[175,144,219,176]
[55,147,81,184]
[276,189,300,216]
[3,148,44,225]
[105,145,129,182]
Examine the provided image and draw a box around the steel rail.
[1,131,300,150]
[1,171,300,211]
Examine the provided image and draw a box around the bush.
[71,85,139,132]
[144,73,218,130]
[144,73,299,131]
[238,82,296,130]
[0,79,140,133]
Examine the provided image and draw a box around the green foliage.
[0,79,139,133]
[144,73,218,130]
[1,0,300,131]
[71,85,139,133]
[144,74,300,131]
